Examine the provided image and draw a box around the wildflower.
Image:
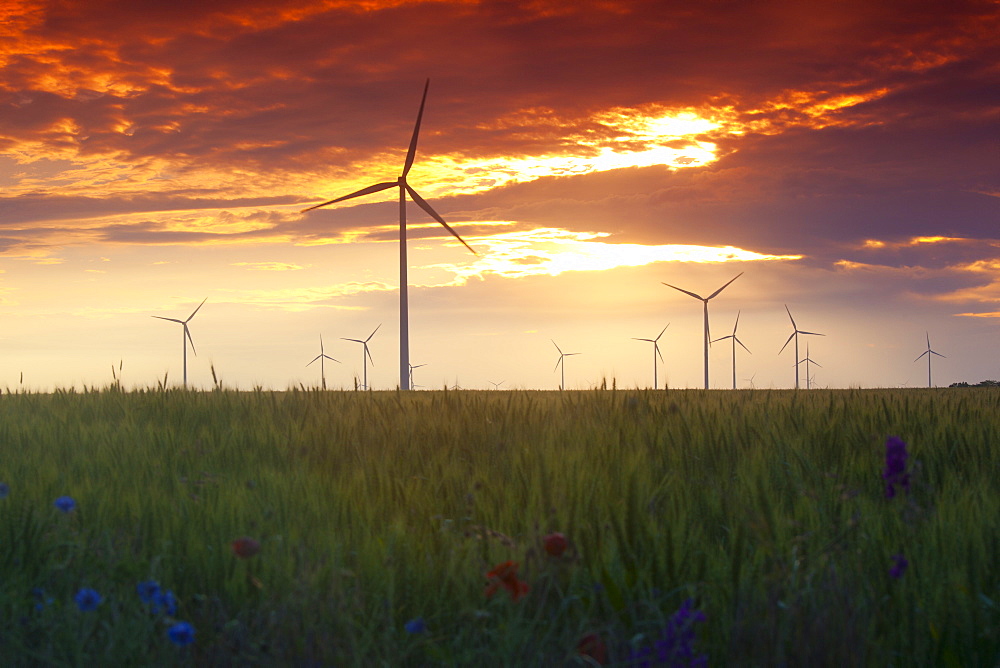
[231,536,261,558]
[628,598,707,667]
[889,553,908,579]
[31,587,53,611]
[882,436,910,498]
[577,632,608,665]
[484,560,529,602]
[167,621,196,646]
[54,496,76,513]
[404,617,427,634]
[0,482,9,498]
[543,532,568,557]
[136,580,160,604]
[74,588,102,612]
[152,589,178,616]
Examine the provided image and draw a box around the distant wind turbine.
[632,324,669,389]
[552,340,581,391]
[151,298,206,387]
[408,362,426,389]
[914,332,946,387]
[662,273,743,389]
[711,310,751,390]
[778,304,824,389]
[796,341,822,390]
[306,334,340,390]
[342,324,380,390]
[301,79,477,392]
[488,379,505,390]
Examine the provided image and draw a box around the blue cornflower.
[404,617,427,634]
[167,621,196,646]
[627,598,707,667]
[136,580,160,604]
[74,588,102,612]
[889,553,908,579]
[54,496,76,513]
[152,589,178,616]
[0,482,9,498]
[882,436,910,498]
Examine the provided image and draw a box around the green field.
[0,388,997,666]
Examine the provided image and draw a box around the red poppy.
[543,532,568,557]
[484,560,529,601]
[231,536,261,558]
[577,632,608,665]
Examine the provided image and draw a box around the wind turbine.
[914,332,946,387]
[796,341,822,390]
[662,273,743,389]
[301,80,477,391]
[306,335,340,390]
[778,304,824,389]
[711,311,751,390]
[151,298,206,387]
[408,362,426,389]
[343,324,380,390]
[488,380,505,390]
[632,324,669,389]
[552,340,581,391]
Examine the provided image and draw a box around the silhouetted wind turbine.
[662,272,743,389]
[306,334,340,390]
[488,379,505,390]
[632,324,669,389]
[711,310,751,390]
[914,332,945,387]
[151,298,206,387]
[552,340,580,391]
[301,80,477,391]
[408,362,426,389]
[778,304,824,389]
[797,341,822,389]
[343,324,380,390]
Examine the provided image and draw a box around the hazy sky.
[1,0,998,390]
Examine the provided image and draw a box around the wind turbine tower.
[711,310,751,390]
[778,304,824,389]
[151,298,207,387]
[632,324,669,389]
[797,341,822,390]
[914,332,946,387]
[343,324,380,390]
[552,340,581,391]
[307,335,340,390]
[662,273,743,389]
[301,80,477,391]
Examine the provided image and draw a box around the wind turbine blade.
[711,335,732,344]
[784,304,797,329]
[566,353,581,357]
[307,355,321,367]
[633,337,654,342]
[365,344,374,366]
[553,357,563,373]
[152,316,184,324]
[655,343,664,363]
[779,331,795,354]
[404,184,477,255]
[552,340,563,354]
[323,355,341,363]
[812,360,823,368]
[926,332,931,348]
[662,282,704,301]
[733,310,741,334]
[800,331,825,337]
[300,181,398,213]
[913,351,929,362]
[706,272,743,300]
[185,297,208,322]
[184,325,197,356]
[366,323,382,342]
[735,337,752,354]
[655,324,669,341]
[930,351,946,358]
[402,79,430,179]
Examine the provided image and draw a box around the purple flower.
[404,617,427,634]
[74,588,102,612]
[890,553,908,579]
[167,621,195,646]
[882,437,910,498]
[627,598,707,667]
[54,496,76,513]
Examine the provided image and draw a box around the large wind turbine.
[151,298,206,387]
[306,335,340,390]
[632,324,669,389]
[301,80,476,391]
[914,332,946,387]
[711,310,751,390]
[778,304,824,389]
[343,324,380,390]
[552,340,580,391]
[797,341,822,389]
[662,273,743,389]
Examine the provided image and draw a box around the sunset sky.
[1,0,998,390]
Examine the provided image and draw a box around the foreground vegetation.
[0,387,997,666]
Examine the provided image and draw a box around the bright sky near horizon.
[0,0,998,391]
